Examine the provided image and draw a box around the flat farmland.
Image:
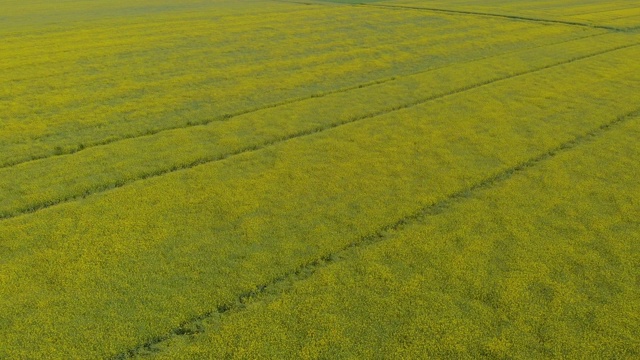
[0,0,638,358]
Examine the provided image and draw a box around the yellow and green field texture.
[1,0,639,358]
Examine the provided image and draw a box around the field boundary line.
[0,31,609,171]
[563,5,640,17]
[2,40,638,223]
[360,3,622,31]
[111,105,640,360]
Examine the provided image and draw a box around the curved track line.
[562,5,640,17]
[362,3,622,31]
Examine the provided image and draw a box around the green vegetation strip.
[1,44,640,357]
[147,117,640,359]
[0,32,632,219]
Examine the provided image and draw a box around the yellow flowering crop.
[1,0,594,167]
[0,0,639,358]
[0,31,633,219]
[150,117,640,359]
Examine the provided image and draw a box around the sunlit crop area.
[1,0,639,358]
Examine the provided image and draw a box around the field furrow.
[383,0,640,30]
[366,3,617,30]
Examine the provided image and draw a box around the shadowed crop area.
[1,0,639,358]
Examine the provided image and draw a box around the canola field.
[1,0,639,358]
